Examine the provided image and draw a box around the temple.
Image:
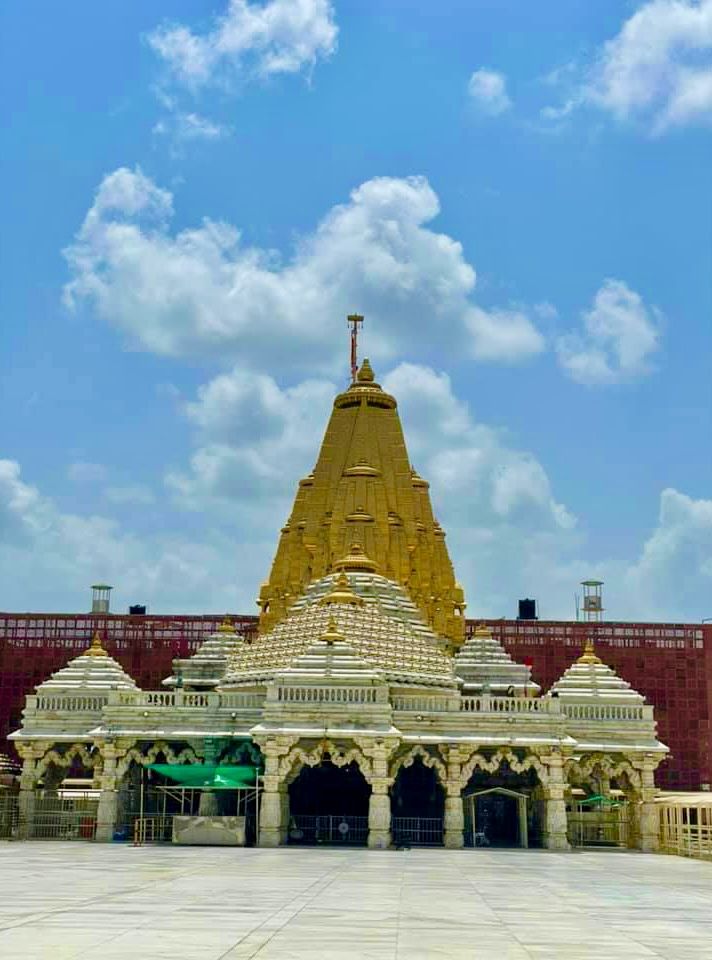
[9,350,669,851]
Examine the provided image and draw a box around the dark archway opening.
[464,759,541,848]
[391,757,444,845]
[474,792,519,847]
[288,759,370,845]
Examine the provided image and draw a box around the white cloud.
[148,0,338,87]
[167,368,335,516]
[382,363,575,533]
[556,279,661,385]
[153,112,227,142]
[0,459,239,613]
[624,488,712,618]
[467,69,512,115]
[544,0,712,133]
[465,306,545,361]
[63,168,545,371]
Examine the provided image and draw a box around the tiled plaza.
[0,844,710,960]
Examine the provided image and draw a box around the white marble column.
[17,749,39,840]
[636,762,660,853]
[444,789,465,849]
[258,739,293,847]
[95,744,120,842]
[368,780,391,849]
[442,746,466,849]
[541,754,570,851]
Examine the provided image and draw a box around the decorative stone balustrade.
[276,686,379,705]
[111,690,264,710]
[460,696,560,714]
[392,694,561,715]
[560,702,649,721]
[33,694,109,713]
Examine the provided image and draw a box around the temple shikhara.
[9,330,671,851]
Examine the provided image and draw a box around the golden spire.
[217,617,237,634]
[84,632,108,658]
[257,342,466,645]
[473,622,492,638]
[577,636,602,665]
[320,571,364,606]
[321,615,344,646]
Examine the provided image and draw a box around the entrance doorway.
[391,757,444,846]
[465,787,528,848]
[287,760,370,845]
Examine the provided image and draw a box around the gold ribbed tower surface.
[257,357,466,644]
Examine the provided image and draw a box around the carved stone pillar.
[541,754,570,851]
[279,786,290,844]
[368,780,391,849]
[444,788,465,849]
[441,745,468,848]
[635,762,660,853]
[17,748,40,840]
[95,743,120,842]
[257,738,295,847]
[357,737,396,849]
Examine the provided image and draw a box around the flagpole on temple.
[347,313,364,382]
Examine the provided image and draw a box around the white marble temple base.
[172,815,246,845]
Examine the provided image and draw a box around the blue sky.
[1,0,711,620]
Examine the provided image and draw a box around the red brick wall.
[2,614,710,790]
[481,619,712,791]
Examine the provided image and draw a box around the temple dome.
[224,570,457,689]
[37,634,138,692]
[546,640,644,704]
[454,623,540,697]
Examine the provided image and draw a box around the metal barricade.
[0,793,19,838]
[132,815,174,845]
[28,794,99,840]
[391,817,444,846]
[568,810,629,847]
[288,815,368,845]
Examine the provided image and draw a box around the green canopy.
[148,764,258,790]
[579,794,620,807]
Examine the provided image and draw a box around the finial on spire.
[320,571,364,607]
[334,541,378,573]
[217,617,237,634]
[357,358,375,383]
[578,636,602,664]
[321,615,344,646]
[85,631,108,658]
[347,314,364,382]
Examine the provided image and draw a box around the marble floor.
[0,844,711,960]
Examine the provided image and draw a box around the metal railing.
[132,815,174,845]
[288,815,368,845]
[567,812,629,847]
[0,793,19,839]
[391,817,444,846]
[28,795,99,840]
